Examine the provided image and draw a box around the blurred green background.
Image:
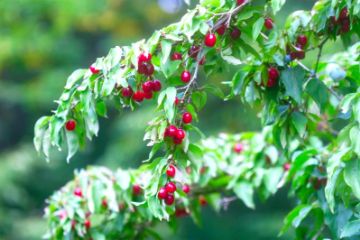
[0,0,343,239]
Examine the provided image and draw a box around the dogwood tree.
[34,0,360,239]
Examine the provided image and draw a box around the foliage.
[34,0,360,239]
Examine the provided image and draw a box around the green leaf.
[232,67,250,95]
[233,182,255,209]
[161,40,172,65]
[291,112,307,137]
[252,18,265,40]
[96,100,107,117]
[344,159,360,200]
[271,0,286,14]
[350,126,360,157]
[340,219,360,238]
[280,204,312,235]
[164,87,177,122]
[280,66,306,103]
[64,69,86,90]
[65,130,79,163]
[305,78,329,111]
[191,91,207,110]
[34,116,50,153]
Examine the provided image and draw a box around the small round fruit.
[181,71,191,83]
[144,63,154,76]
[152,80,162,92]
[174,97,180,105]
[132,91,145,102]
[137,62,147,74]
[165,194,175,205]
[157,187,168,200]
[204,33,217,47]
[182,112,193,124]
[237,0,245,5]
[173,137,183,145]
[267,77,277,88]
[66,120,76,131]
[166,165,176,178]
[171,52,182,61]
[132,184,142,195]
[188,45,200,58]
[175,208,188,217]
[230,27,241,40]
[143,91,153,99]
[264,17,274,30]
[89,66,100,74]
[216,24,226,35]
[199,195,207,206]
[102,198,108,208]
[283,163,291,171]
[182,184,190,194]
[166,125,178,138]
[175,129,186,140]
[84,219,91,229]
[296,35,308,46]
[296,50,305,60]
[74,187,82,197]
[138,52,152,64]
[234,143,243,153]
[142,81,153,93]
[339,7,348,19]
[121,87,133,97]
[268,67,279,81]
[165,182,177,193]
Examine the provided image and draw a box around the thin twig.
[314,37,329,74]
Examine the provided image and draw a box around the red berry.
[138,52,152,64]
[174,97,180,105]
[137,62,147,74]
[296,35,308,46]
[132,184,142,195]
[267,77,277,88]
[290,51,298,60]
[175,208,188,217]
[199,56,206,65]
[283,163,291,171]
[230,27,241,40]
[121,87,133,97]
[182,112,193,124]
[237,0,245,5]
[152,80,162,92]
[175,129,186,140]
[66,120,76,131]
[166,165,176,178]
[84,219,91,229]
[199,195,207,206]
[268,67,279,81]
[216,24,226,35]
[132,91,145,102]
[264,17,274,30]
[144,63,154,76]
[181,71,191,83]
[339,8,348,20]
[89,66,100,74]
[204,33,216,47]
[157,187,168,200]
[165,194,175,205]
[171,52,182,61]
[182,184,190,194]
[173,137,183,145]
[143,91,153,99]
[142,81,153,93]
[165,125,177,138]
[188,45,200,58]
[234,143,243,153]
[102,198,108,208]
[296,50,305,59]
[165,182,177,193]
[341,18,350,33]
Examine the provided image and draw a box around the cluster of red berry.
[288,34,308,60]
[328,7,351,34]
[157,165,190,205]
[266,67,280,88]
